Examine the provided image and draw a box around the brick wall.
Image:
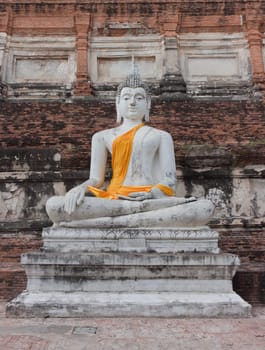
[1,98,265,302]
[1,99,265,166]
[0,232,42,301]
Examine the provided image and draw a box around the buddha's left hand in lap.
[123,187,165,201]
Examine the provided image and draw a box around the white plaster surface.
[0,183,25,220]
[2,35,76,86]
[97,56,156,82]
[21,251,239,266]
[0,31,256,98]
[15,58,70,82]
[178,33,251,92]
[188,55,239,78]
[26,278,234,293]
[0,32,7,76]
[207,188,232,219]
[58,199,214,228]
[164,37,181,75]
[22,249,239,293]
[232,167,265,219]
[7,291,251,318]
[90,35,163,83]
[8,224,249,318]
[42,226,219,253]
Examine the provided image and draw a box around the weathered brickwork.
[219,229,265,263]
[233,263,265,305]
[0,0,265,303]
[0,232,42,301]
[1,100,265,167]
[1,99,265,302]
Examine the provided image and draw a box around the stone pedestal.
[6,226,251,318]
[42,226,220,253]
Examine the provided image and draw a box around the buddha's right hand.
[64,184,86,214]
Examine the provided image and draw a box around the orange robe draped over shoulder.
[87,123,174,199]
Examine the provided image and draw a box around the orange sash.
[87,123,174,199]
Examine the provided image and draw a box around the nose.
[129,96,136,105]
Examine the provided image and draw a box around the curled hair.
[116,72,150,102]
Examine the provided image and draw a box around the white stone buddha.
[46,72,214,228]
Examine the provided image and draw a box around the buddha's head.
[116,72,151,123]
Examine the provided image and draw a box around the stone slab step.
[21,252,239,287]
[26,278,234,293]
[21,251,239,266]
[6,291,251,318]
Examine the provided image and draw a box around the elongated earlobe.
[144,97,151,122]
[116,111,122,123]
[144,110,150,122]
[116,96,122,123]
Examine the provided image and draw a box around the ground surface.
[0,303,265,350]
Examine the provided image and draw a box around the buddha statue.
[46,72,214,228]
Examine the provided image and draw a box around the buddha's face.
[117,87,150,122]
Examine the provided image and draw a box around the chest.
[132,128,160,156]
[104,126,160,155]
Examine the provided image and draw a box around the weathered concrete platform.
[6,226,251,318]
[7,291,250,318]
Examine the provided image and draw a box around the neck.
[121,118,143,129]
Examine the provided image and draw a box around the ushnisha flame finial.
[117,59,150,98]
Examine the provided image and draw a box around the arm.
[155,131,177,196]
[64,131,108,214]
[152,132,196,202]
[89,131,108,187]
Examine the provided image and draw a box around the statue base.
[42,226,220,253]
[7,291,250,318]
[6,226,251,318]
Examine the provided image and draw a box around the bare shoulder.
[148,126,173,140]
[92,127,116,140]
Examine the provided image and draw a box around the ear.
[116,96,122,123]
[144,96,151,122]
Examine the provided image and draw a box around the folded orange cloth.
[87,123,173,199]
